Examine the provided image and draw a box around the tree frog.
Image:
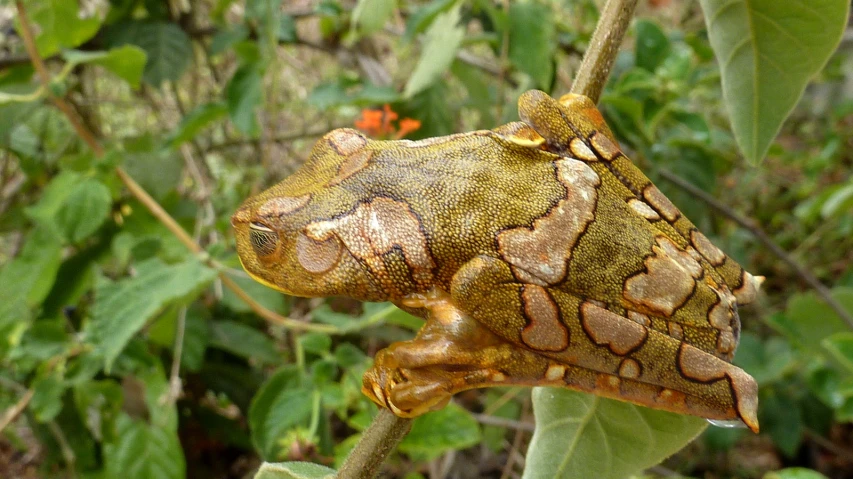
[232,90,763,432]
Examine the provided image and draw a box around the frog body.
[233,90,763,432]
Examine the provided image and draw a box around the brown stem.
[570,0,639,103]
[14,2,331,334]
[337,410,413,479]
[658,169,853,330]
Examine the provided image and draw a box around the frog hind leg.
[449,255,759,432]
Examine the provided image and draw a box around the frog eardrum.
[232,90,763,432]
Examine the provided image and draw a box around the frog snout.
[231,205,252,227]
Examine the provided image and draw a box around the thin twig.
[337,409,413,479]
[15,1,337,335]
[658,169,853,330]
[804,428,853,464]
[164,306,188,406]
[0,388,34,434]
[570,0,639,103]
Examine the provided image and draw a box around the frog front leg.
[450,255,759,432]
[361,288,571,417]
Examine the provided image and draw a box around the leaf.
[351,0,397,36]
[210,26,250,55]
[55,178,112,244]
[208,320,280,365]
[249,367,314,459]
[634,19,671,72]
[63,45,148,89]
[767,288,853,353]
[821,182,853,219]
[399,403,481,461]
[85,258,218,369]
[26,0,101,56]
[167,101,228,147]
[30,371,65,422]
[403,0,459,43]
[761,392,803,457]
[0,226,63,308]
[764,468,831,479]
[403,4,464,98]
[103,21,193,86]
[226,64,263,135]
[104,414,185,479]
[508,2,556,90]
[698,0,850,164]
[522,388,707,479]
[823,332,853,375]
[254,462,336,479]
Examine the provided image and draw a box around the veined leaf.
[85,258,218,368]
[523,388,707,479]
[63,45,147,89]
[104,414,186,479]
[26,0,101,56]
[104,21,193,86]
[398,403,481,461]
[699,0,849,164]
[403,4,464,98]
[254,462,336,479]
[55,178,112,244]
[249,366,314,459]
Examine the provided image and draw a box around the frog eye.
[249,222,278,257]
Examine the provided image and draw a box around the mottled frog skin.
[232,90,763,432]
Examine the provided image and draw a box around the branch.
[658,169,853,330]
[337,409,413,479]
[15,2,336,335]
[570,0,639,103]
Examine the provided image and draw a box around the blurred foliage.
[0,0,852,478]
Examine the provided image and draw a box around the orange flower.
[355,104,421,139]
[354,109,384,137]
[380,104,398,135]
[395,118,422,139]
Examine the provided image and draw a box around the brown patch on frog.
[328,150,373,186]
[520,285,569,352]
[667,322,684,341]
[733,271,764,305]
[627,311,651,327]
[690,230,725,266]
[325,129,368,156]
[707,289,736,330]
[580,302,648,355]
[618,358,642,379]
[569,137,598,162]
[595,374,623,394]
[623,236,703,317]
[642,185,681,222]
[306,198,436,294]
[627,199,661,221]
[656,388,687,409]
[589,131,620,161]
[295,232,343,274]
[257,194,311,218]
[497,158,600,285]
[545,364,567,381]
[717,330,737,355]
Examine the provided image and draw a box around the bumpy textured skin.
[232,90,763,432]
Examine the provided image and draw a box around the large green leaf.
[254,462,335,479]
[85,258,218,368]
[523,388,707,479]
[63,46,148,89]
[104,21,193,86]
[403,4,464,98]
[104,414,185,479]
[249,366,314,459]
[25,0,101,56]
[508,2,556,90]
[55,178,112,244]
[398,403,481,461]
[0,226,63,308]
[767,288,853,354]
[208,320,280,365]
[352,0,397,36]
[226,64,263,135]
[699,0,849,164]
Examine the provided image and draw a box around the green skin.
[232,90,762,432]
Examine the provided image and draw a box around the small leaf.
[822,332,853,375]
[403,4,464,98]
[0,226,63,308]
[167,101,228,147]
[30,371,65,422]
[26,0,101,56]
[254,462,336,479]
[508,2,556,90]
[634,19,671,72]
[85,258,218,368]
[249,366,314,459]
[764,468,831,479]
[55,178,112,244]
[351,0,397,36]
[768,288,853,353]
[104,21,193,86]
[63,45,148,88]
[226,64,264,135]
[403,0,458,43]
[104,414,185,479]
[698,0,850,164]
[399,403,481,461]
[208,320,280,365]
[523,388,707,479]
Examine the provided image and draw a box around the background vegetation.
[1,0,852,478]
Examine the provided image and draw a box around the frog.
[232,89,763,432]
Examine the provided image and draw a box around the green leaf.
[254,462,336,479]
[399,403,481,461]
[821,182,853,219]
[351,0,397,36]
[85,258,218,369]
[508,2,556,90]
[403,0,458,43]
[104,414,185,479]
[823,332,853,375]
[522,388,707,479]
[104,21,193,86]
[63,45,148,89]
[761,392,802,457]
[30,371,65,422]
[698,0,850,164]
[167,101,228,147]
[208,320,280,365]
[249,366,314,459]
[403,4,464,98]
[764,468,830,479]
[0,226,63,308]
[210,26,250,55]
[226,64,263,135]
[634,19,671,72]
[55,178,112,244]
[767,288,853,353]
[26,0,101,56]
